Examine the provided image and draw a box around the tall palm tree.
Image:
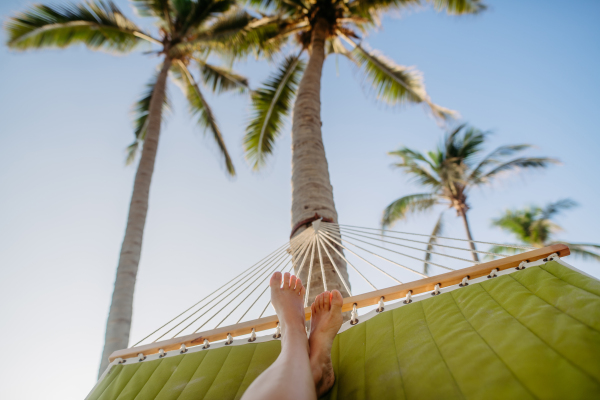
[381,125,559,273]
[5,0,252,375]
[491,199,600,261]
[237,0,486,302]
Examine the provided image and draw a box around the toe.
[295,277,303,294]
[331,290,343,311]
[270,272,282,288]
[323,291,331,310]
[283,272,291,289]
[300,285,306,299]
[318,293,325,311]
[289,275,297,291]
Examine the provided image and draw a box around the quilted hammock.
[87,260,600,400]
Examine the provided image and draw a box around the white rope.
[134,241,290,346]
[231,235,312,325]
[321,225,434,276]
[202,339,210,349]
[304,236,318,307]
[460,276,469,287]
[180,344,187,353]
[235,256,296,323]
[319,229,403,283]
[260,236,316,319]
[315,233,328,292]
[488,268,498,278]
[210,232,313,330]
[153,236,304,341]
[172,248,291,338]
[338,224,536,250]
[338,226,506,258]
[316,233,351,295]
[404,290,412,304]
[376,296,385,313]
[248,328,257,342]
[174,229,311,336]
[432,283,441,295]
[318,231,377,290]
[337,228,480,265]
[350,303,358,325]
[273,323,281,339]
[225,334,233,345]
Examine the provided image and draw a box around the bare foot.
[309,290,343,397]
[269,272,306,337]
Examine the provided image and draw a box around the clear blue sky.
[1,0,599,398]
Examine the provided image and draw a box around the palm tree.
[238,0,486,302]
[381,125,559,273]
[6,0,252,375]
[491,199,600,261]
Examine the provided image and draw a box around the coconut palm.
[5,0,253,375]
[491,199,600,261]
[381,125,559,273]
[238,0,486,301]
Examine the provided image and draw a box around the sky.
[1,0,599,398]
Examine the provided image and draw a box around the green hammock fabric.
[87,261,600,400]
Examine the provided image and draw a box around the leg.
[309,290,343,397]
[241,272,316,400]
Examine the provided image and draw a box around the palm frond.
[126,70,172,165]
[486,245,523,258]
[6,1,157,51]
[428,0,486,15]
[171,61,235,176]
[199,62,249,93]
[244,54,305,170]
[423,212,444,275]
[172,0,236,38]
[467,143,532,182]
[351,42,456,121]
[131,0,171,19]
[389,148,442,188]
[381,193,439,228]
[478,157,560,183]
[541,199,578,220]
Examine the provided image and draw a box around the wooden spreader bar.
[109,244,569,362]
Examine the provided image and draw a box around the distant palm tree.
[382,125,559,273]
[237,0,485,302]
[6,0,252,375]
[491,199,600,261]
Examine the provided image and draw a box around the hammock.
[87,221,600,399]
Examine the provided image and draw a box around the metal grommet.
[403,290,413,304]
[158,349,166,358]
[120,359,127,364]
[459,276,470,287]
[516,261,527,270]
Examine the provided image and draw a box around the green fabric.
[88,261,600,400]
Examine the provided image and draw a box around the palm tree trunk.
[290,18,350,304]
[459,210,479,262]
[98,57,172,376]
